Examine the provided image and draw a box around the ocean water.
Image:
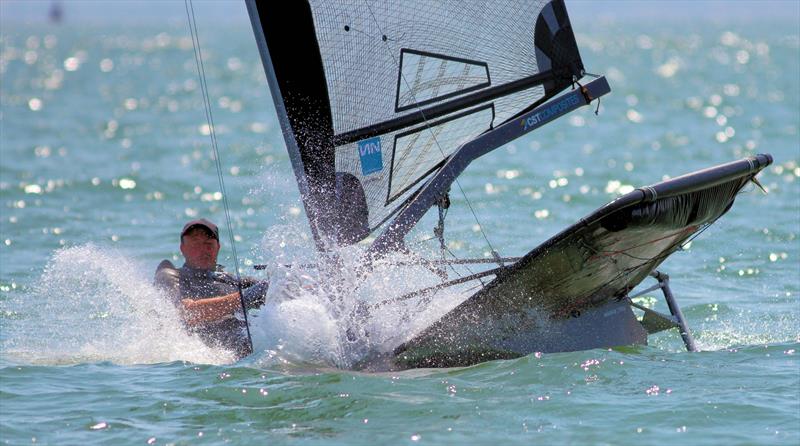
[1,4,799,445]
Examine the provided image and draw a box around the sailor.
[154,218,268,359]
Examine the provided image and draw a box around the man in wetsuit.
[154,218,268,359]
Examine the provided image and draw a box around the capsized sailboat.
[245,0,771,369]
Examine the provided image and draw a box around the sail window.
[387,104,494,204]
[396,49,490,112]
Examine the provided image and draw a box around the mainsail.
[246,0,587,251]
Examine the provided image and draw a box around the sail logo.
[358,137,383,176]
[521,94,580,131]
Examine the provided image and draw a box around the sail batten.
[332,70,560,147]
[247,0,586,249]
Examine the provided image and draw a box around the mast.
[245,0,337,252]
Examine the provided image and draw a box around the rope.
[362,3,502,267]
[185,0,253,352]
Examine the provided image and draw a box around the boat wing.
[393,154,772,366]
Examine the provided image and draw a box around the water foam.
[248,243,469,369]
[693,308,800,351]
[245,168,472,369]
[4,244,234,365]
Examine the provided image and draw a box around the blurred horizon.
[1,0,799,27]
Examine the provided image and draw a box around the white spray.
[5,244,234,365]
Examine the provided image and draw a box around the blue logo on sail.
[358,137,383,176]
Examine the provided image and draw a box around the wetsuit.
[154,260,265,359]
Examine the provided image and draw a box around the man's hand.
[242,280,269,308]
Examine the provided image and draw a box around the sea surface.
[1,5,799,445]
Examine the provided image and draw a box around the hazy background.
[2,0,799,26]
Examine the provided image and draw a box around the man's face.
[180,226,220,269]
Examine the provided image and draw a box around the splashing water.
[248,167,468,369]
[692,305,800,352]
[248,243,470,370]
[5,236,473,369]
[4,244,234,365]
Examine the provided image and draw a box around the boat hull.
[388,298,647,370]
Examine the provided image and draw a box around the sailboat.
[243,0,771,370]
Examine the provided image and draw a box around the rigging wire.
[362,2,502,269]
[184,0,253,352]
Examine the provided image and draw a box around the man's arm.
[183,279,270,325]
[156,261,268,326]
[180,292,244,326]
[156,261,245,326]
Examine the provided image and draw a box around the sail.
[246,0,584,249]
